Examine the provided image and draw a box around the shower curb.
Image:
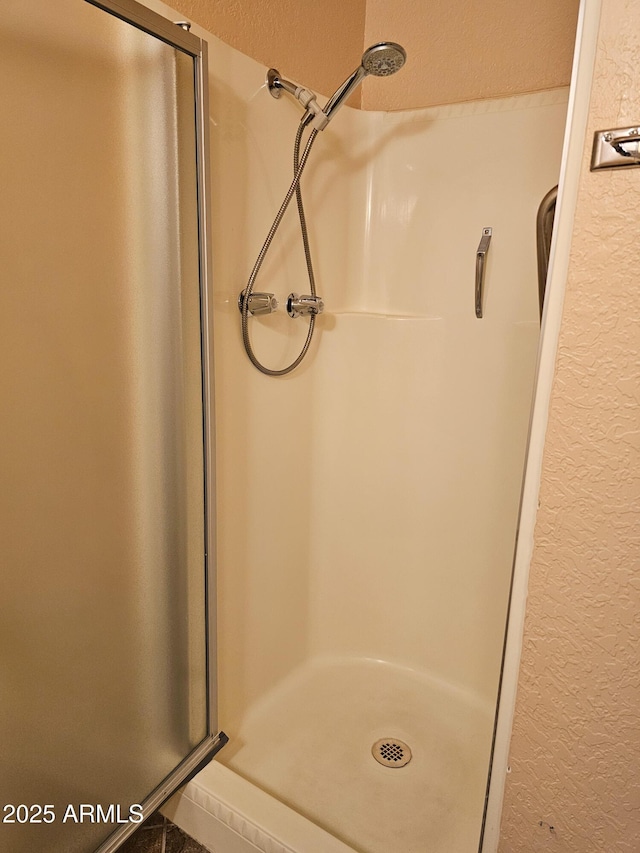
[162,761,354,853]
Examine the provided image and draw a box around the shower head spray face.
[361,42,407,77]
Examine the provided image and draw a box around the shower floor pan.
[164,658,493,853]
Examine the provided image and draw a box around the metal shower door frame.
[80,1,223,851]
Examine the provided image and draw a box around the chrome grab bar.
[475,227,492,318]
[536,186,557,320]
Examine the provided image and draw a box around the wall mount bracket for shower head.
[266,69,329,130]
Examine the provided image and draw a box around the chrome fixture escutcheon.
[286,293,324,318]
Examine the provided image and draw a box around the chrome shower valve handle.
[238,290,278,316]
[286,293,324,318]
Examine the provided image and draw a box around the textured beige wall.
[362,0,580,109]
[168,0,366,101]
[498,1,640,850]
[166,0,577,108]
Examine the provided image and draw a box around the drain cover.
[372,738,412,768]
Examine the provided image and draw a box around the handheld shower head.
[322,42,406,124]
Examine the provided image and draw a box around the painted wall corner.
[498,0,640,849]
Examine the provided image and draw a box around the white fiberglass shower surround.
[149,6,589,853]
[158,12,573,853]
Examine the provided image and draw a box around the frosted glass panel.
[0,2,208,851]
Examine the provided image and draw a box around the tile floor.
[119,812,209,853]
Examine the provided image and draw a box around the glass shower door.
[0,1,221,851]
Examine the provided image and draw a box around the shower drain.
[371,738,412,768]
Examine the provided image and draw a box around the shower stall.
[163,7,577,853]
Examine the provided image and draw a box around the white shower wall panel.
[309,314,542,701]
[202,37,370,728]
[309,91,569,702]
[204,51,365,730]
[359,90,570,319]
[187,24,569,722]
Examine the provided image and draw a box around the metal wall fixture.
[287,293,325,318]
[237,291,325,318]
[238,291,278,316]
[475,227,492,318]
[536,186,558,320]
[592,126,640,170]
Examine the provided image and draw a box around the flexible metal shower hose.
[240,117,320,376]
